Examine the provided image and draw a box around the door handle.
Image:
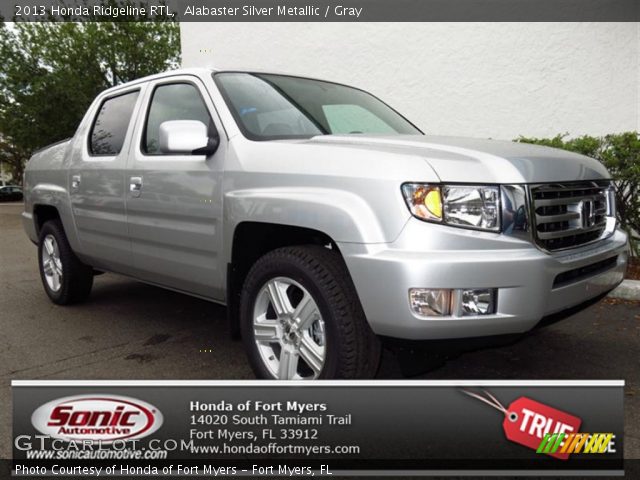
[130,176,143,198]
[71,175,81,190]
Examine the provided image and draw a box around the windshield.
[214,72,422,140]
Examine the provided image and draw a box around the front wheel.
[239,246,381,380]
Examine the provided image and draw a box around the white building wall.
[181,22,639,140]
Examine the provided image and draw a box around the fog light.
[409,289,452,316]
[460,289,496,315]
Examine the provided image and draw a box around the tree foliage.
[0,137,29,185]
[0,13,180,182]
[517,132,640,256]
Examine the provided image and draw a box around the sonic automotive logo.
[31,394,163,443]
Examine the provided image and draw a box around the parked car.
[0,185,23,202]
[22,69,629,379]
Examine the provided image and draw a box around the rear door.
[125,75,227,300]
[69,87,143,273]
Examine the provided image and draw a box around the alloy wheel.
[252,277,326,379]
[42,234,63,292]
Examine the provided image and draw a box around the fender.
[24,133,90,259]
[30,185,83,255]
[223,186,411,263]
[24,143,84,256]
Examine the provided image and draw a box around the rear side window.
[143,83,213,155]
[89,91,140,156]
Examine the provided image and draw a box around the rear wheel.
[240,246,381,379]
[38,220,93,305]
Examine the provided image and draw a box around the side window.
[144,83,213,155]
[89,91,140,156]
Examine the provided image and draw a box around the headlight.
[402,183,501,232]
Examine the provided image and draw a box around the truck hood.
[308,135,610,184]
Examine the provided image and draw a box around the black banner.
[1,0,639,22]
[12,380,624,476]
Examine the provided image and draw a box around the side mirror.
[159,120,219,156]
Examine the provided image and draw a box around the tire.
[38,220,94,305]
[240,245,381,379]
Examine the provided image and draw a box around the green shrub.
[516,133,640,256]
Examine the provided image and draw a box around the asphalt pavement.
[1,202,638,460]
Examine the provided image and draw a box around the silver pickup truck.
[23,68,629,379]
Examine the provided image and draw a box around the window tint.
[90,91,139,155]
[144,83,213,154]
[322,104,396,134]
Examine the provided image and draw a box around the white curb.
[608,279,640,301]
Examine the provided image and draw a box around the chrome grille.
[531,181,610,251]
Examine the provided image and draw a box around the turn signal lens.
[402,184,443,221]
[425,189,443,219]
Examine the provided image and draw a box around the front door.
[125,76,226,300]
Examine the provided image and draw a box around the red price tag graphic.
[463,390,582,460]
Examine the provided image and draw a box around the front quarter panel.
[221,138,439,262]
[225,185,393,244]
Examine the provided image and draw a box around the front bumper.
[339,218,629,340]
